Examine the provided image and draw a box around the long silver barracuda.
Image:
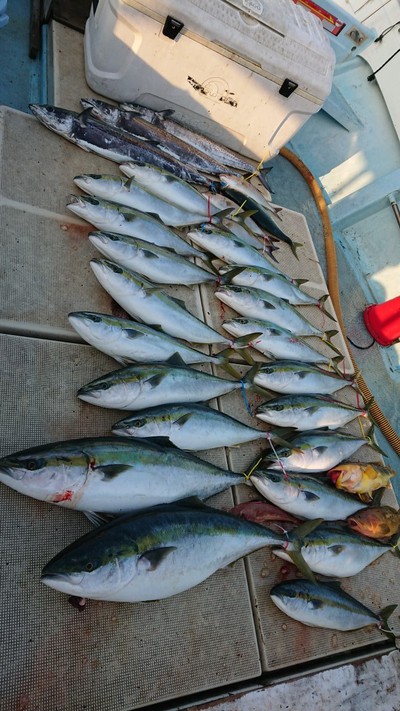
[215,285,339,346]
[222,318,339,365]
[252,432,378,473]
[77,362,255,410]
[219,264,332,314]
[251,360,352,395]
[0,437,244,514]
[255,394,368,431]
[41,500,285,602]
[90,259,230,345]
[74,174,213,227]
[66,195,203,257]
[88,232,215,286]
[273,523,396,578]
[112,402,277,450]
[119,162,220,214]
[119,100,256,173]
[250,470,368,521]
[29,105,210,185]
[80,98,233,175]
[68,312,230,366]
[187,227,282,270]
[270,579,396,633]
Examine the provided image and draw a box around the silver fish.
[90,259,230,345]
[68,312,230,366]
[250,470,368,521]
[250,361,352,395]
[119,100,256,172]
[187,226,281,270]
[41,500,285,602]
[67,195,203,257]
[274,523,395,577]
[257,432,378,473]
[29,104,210,185]
[89,232,214,286]
[112,402,276,450]
[215,285,338,343]
[270,579,396,633]
[255,394,368,431]
[0,437,243,514]
[119,162,219,214]
[77,362,254,410]
[74,174,211,227]
[81,98,234,175]
[222,318,339,364]
[219,265,331,314]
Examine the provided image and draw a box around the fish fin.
[147,373,167,388]
[358,493,374,503]
[304,491,320,501]
[148,323,164,331]
[141,249,159,259]
[124,328,143,339]
[213,207,235,220]
[138,546,177,572]
[84,511,117,527]
[218,266,247,284]
[95,464,133,481]
[329,544,345,555]
[175,413,192,427]
[166,353,188,367]
[291,518,324,539]
[321,331,343,357]
[231,332,264,349]
[366,435,387,457]
[236,208,259,220]
[77,107,94,125]
[156,109,175,119]
[289,241,303,260]
[371,487,385,507]
[378,604,398,644]
[318,294,335,320]
[168,295,188,309]
[286,550,316,583]
[294,278,309,287]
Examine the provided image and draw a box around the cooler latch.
[162,15,184,40]
[279,79,299,97]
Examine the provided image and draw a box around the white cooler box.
[84,0,335,160]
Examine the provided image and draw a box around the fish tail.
[258,166,275,194]
[218,266,246,285]
[366,433,387,457]
[378,604,397,644]
[318,294,335,320]
[321,330,343,357]
[289,240,303,260]
[229,332,263,352]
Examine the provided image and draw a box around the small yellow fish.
[329,462,396,501]
[347,506,400,538]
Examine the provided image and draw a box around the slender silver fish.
[74,174,212,227]
[119,100,256,172]
[251,361,352,395]
[68,312,231,366]
[67,195,203,257]
[89,232,215,286]
[255,394,368,431]
[112,402,276,450]
[270,579,396,633]
[29,104,210,185]
[90,259,231,345]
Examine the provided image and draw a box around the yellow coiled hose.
[279,146,400,457]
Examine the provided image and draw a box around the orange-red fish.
[229,500,300,532]
[328,462,396,501]
[347,506,400,538]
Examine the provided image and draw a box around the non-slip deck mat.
[0,335,261,711]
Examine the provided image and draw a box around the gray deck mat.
[0,92,399,710]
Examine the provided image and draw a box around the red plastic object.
[363,296,400,346]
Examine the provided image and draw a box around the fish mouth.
[0,465,25,481]
[329,469,341,484]
[41,572,84,594]
[29,104,74,134]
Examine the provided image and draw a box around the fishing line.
[347,335,376,349]
[240,379,252,416]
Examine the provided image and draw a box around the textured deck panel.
[0,335,260,711]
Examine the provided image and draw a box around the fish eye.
[86,562,94,572]
[111,264,123,274]
[87,197,99,205]
[132,419,146,428]
[89,315,102,323]
[280,449,291,458]
[238,318,248,324]
[262,366,272,373]
[269,472,281,482]
[271,404,284,411]
[27,460,38,471]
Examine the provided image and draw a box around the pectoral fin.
[138,547,177,572]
